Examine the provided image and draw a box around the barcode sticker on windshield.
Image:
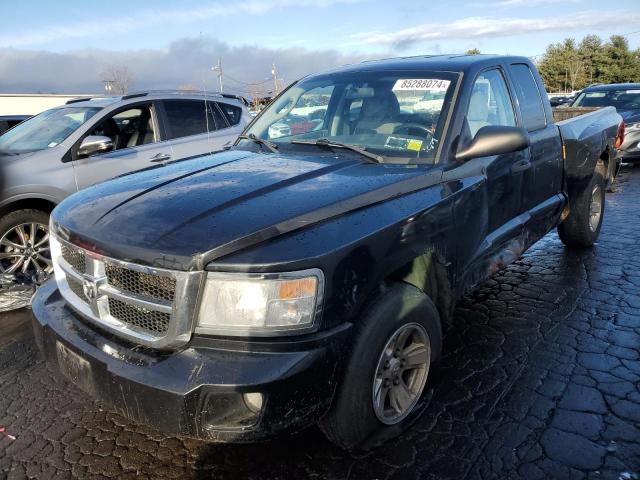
[393,79,451,92]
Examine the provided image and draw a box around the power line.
[223,74,272,86]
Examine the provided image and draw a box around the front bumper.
[619,129,640,161]
[31,280,348,442]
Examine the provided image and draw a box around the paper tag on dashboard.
[407,139,423,151]
[393,79,451,92]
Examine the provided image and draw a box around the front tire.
[558,161,606,248]
[320,283,442,451]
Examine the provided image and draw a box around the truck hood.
[52,149,443,270]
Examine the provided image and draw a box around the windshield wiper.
[237,133,279,153]
[290,138,383,164]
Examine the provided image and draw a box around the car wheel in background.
[0,209,52,280]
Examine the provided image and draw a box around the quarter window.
[510,64,547,131]
[466,69,516,137]
[217,102,242,126]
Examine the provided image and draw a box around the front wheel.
[320,283,442,451]
[558,161,606,248]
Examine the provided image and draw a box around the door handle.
[511,159,531,173]
[150,153,172,162]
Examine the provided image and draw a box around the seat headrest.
[360,90,400,121]
[468,87,489,122]
[101,118,120,136]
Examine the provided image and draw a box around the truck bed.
[552,106,600,122]
[556,106,621,189]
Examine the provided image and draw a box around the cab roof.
[315,54,533,76]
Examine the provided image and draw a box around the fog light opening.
[243,392,264,413]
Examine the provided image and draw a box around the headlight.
[195,269,324,336]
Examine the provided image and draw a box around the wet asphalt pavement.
[1,167,639,480]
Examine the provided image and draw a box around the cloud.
[0,0,360,48]
[471,0,579,6]
[0,37,380,94]
[350,10,640,49]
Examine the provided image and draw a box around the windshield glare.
[573,88,640,110]
[0,106,101,154]
[244,71,459,163]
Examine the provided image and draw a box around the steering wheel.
[393,123,433,141]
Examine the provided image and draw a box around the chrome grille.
[107,298,171,336]
[51,235,202,349]
[61,244,86,273]
[67,276,87,303]
[106,264,175,302]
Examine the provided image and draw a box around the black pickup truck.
[32,55,624,450]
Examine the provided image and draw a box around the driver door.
[71,102,171,190]
[454,68,528,285]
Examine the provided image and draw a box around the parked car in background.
[571,83,640,162]
[0,115,30,135]
[0,91,250,279]
[549,95,574,107]
[33,55,623,450]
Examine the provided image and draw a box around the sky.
[0,0,639,94]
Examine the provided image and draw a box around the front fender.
[209,180,460,329]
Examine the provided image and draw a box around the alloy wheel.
[372,322,431,425]
[589,184,603,233]
[0,222,52,278]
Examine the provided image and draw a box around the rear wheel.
[320,283,442,451]
[0,209,52,279]
[558,161,606,248]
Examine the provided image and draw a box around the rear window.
[510,64,547,131]
[217,102,242,126]
[163,100,208,139]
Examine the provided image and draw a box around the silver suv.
[0,91,250,279]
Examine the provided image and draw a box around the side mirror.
[455,126,529,163]
[77,135,113,158]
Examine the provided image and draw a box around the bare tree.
[100,65,134,95]
[566,57,584,91]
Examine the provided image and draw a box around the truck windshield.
[573,88,640,111]
[243,70,459,164]
[0,106,101,155]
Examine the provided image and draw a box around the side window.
[267,85,334,140]
[217,102,242,126]
[510,64,546,131]
[467,69,516,137]
[88,105,156,151]
[163,100,209,139]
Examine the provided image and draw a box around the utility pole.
[212,58,223,93]
[271,63,279,95]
